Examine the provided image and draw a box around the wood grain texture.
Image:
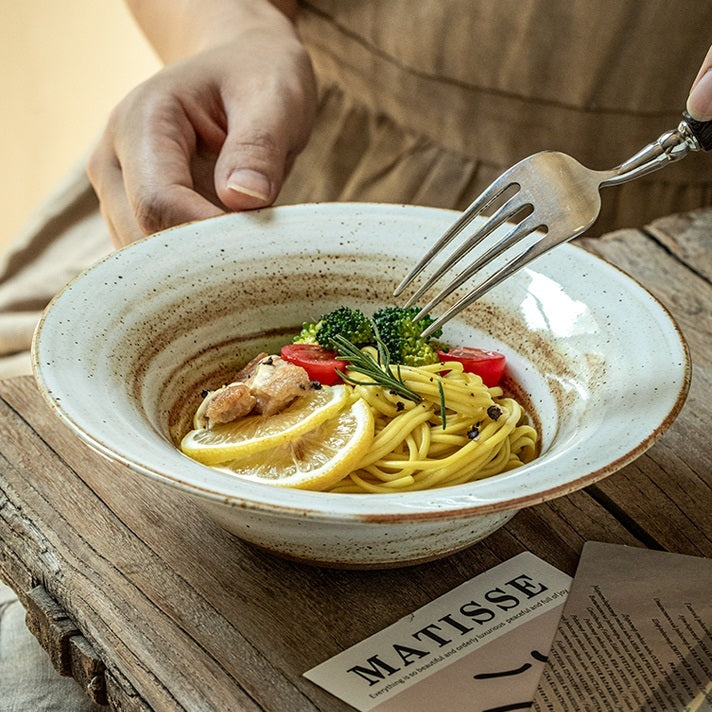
[1,210,710,710]
[24,585,81,675]
[578,207,712,558]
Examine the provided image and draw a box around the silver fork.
[395,112,712,338]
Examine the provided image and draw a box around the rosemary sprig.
[332,332,422,403]
[437,379,447,430]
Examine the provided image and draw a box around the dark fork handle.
[683,111,712,151]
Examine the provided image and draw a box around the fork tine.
[412,214,541,322]
[403,193,531,308]
[420,227,560,338]
[392,175,517,297]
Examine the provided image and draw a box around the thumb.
[687,45,712,121]
[214,124,287,211]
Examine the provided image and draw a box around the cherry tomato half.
[280,344,348,386]
[437,347,506,387]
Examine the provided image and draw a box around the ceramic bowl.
[32,203,690,568]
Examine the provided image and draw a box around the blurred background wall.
[0,1,160,252]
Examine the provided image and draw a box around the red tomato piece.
[280,344,348,386]
[437,347,506,387]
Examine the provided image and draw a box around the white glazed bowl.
[32,203,690,568]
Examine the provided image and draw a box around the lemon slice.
[181,385,349,465]
[216,398,374,490]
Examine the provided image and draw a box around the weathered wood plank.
[0,391,282,711]
[105,669,152,712]
[0,374,644,711]
[644,207,712,283]
[24,585,81,675]
[69,634,108,706]
[576,210,712,558]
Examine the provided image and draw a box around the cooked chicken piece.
[193,355,312,428]
[203,382,257,426]
[245,356,312,416]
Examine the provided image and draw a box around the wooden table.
[1,208,710,711]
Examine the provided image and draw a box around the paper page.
[304,552,571,711]
[532,541,712,712]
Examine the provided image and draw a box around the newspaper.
[304,552,571,711]
[532,541,712,711]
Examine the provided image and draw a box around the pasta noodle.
[329,356,537,493]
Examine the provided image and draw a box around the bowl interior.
[31,203,689,518]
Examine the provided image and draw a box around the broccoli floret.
[294,307,374,349]
[294,306,443,365]
[293,321,320,344]
[315,307,374,350]
[372,306,443,366]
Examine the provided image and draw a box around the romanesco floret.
[371,307,443,366]
[293,321,320,344]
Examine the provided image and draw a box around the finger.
[213,75,314,211]
[214,120,286,211]
[687,44,712,121]
[87,139,144,248]
[115,99,226,235]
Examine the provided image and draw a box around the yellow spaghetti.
[331,355,537,493]
[183,345,538,493]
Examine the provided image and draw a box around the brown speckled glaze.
[32,204,690,568]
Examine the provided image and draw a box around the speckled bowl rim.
[31,203,691,523]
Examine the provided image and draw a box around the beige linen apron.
[287,0,711,222]
[1,0,710,381]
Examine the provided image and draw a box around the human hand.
[687,44,712,121]
[87,14,316,247]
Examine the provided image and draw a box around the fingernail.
[227,169,271,201]
[687,70,712,121]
